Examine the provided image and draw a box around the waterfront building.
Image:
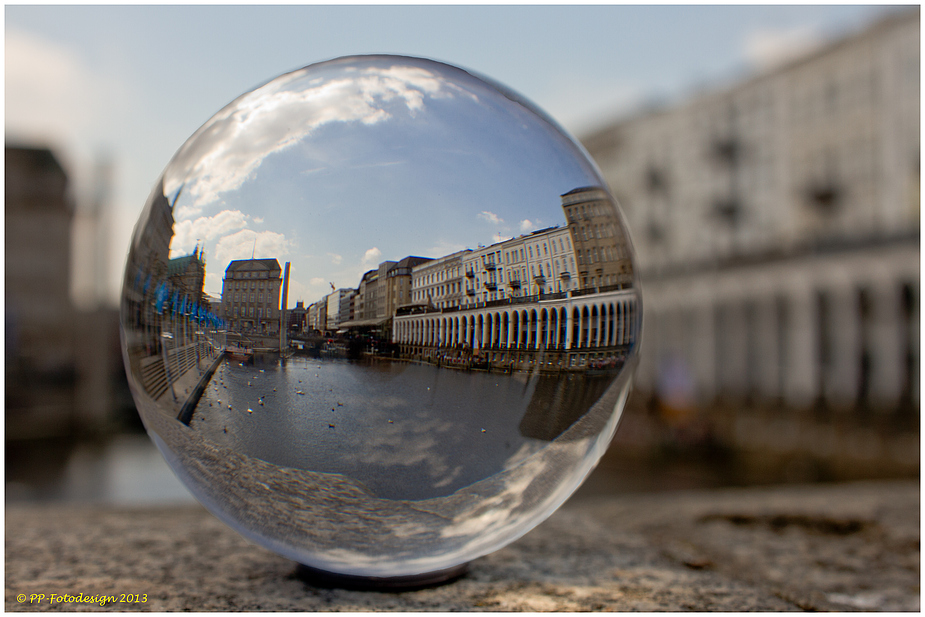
[460,224,580,307]
[562,187,634,289]
[354,256,427,322]
[341,291,355,327]
[355,270,374,321]
[503,225,579,298]
[288,301,307,334]
[411,251,466,309]
[340,256,432,336]
[6,146,77,438]
[582,8,919,412]
[324,288,356,332]
[394,286,638,371]
[167,246,206,305]
[355,260,399,322]
[307,300,325,333]
[462,247,503,305]
[395,185,639,369]
[220,258,283,336]
[386,255,432,314]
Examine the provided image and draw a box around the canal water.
[186,355,615,501]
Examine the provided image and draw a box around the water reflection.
[184,356,623,500]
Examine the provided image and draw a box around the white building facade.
[411,250,467,309]
[395,188,640,370]
[460,225,579,307]
[325,288,356,332]
[583,9,919,412]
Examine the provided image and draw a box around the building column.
[549,310,556,350]
[751,298,780,401]
[636,307,658,393]
[599,304,606,347]
[782,288,818,408]
[867,281,904,408]
[716,301,750,400]
[564,307,571,349]
[521,312,529,348]
[825,286,861,408]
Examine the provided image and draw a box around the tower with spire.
[167,242,207,305]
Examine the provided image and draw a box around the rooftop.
[224,258,281,273]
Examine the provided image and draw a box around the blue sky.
[4,4,897,306]
[159,56,602,302]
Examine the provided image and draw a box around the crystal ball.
[120,55,640,581]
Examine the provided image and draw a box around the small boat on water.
[226,343,253,360]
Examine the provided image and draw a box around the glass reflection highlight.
[121,55,640,580]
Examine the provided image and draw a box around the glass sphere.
[120,55,640,581]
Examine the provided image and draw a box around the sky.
[159,55,603,303]
[4,4,899,307]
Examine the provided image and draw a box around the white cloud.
[162,63,473,208]
[478,211,504,225]
[362,247,382,265]
[214,229,291,270]
[744,26,824,71]
[520,219,539,233]
[492,233,512,243]
[285,278,314,307]
[327,253,343,265]
[170,209,249,257]
[425,241,467,258]
[305,277,336,301]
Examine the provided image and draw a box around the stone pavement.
[5,480,918,611]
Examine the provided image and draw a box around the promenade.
[5,480,917,611]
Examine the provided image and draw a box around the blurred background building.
[5,7,919,501]
[584,8,919,481]
[6,145,139,499]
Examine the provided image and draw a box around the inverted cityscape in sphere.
[120,55,641,579]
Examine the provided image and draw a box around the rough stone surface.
[6,481,918,611]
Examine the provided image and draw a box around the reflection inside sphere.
[121,55,640,579]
